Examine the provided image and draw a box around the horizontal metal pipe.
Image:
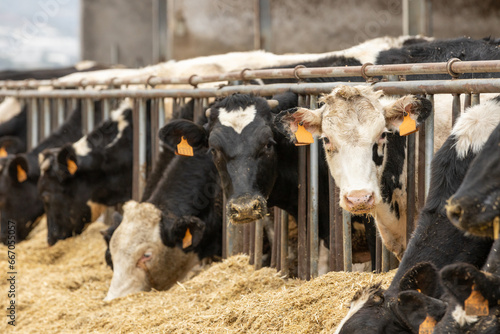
[3,78,500,99]
[2,60,500,88]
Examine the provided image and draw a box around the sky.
[0,0,80,70]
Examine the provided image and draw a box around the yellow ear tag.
[17,165,27,183]
[176,136,194,157]
[182,228,192,249]
[399,105,418,136]
[67,159,78,175]
[493,217,499,240]
[418,314,436,334]
[0,147,7,157]
[294,123,314,146]
[465,284,489,316]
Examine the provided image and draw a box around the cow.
[436,237,500,333]
[0,97,27,153]
[331,95,499,333]
[104,149,222,301]
[0,105,85,244]
[446,98,500,238]
[38,99,133,245]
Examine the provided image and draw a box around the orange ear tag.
[17,165,27,183]
[418,314,436,334]
[67,159,78,175]
[399,114,417,136]
[464,284,489,316]
[493,217,499,240]
[182,228,192,249]
[294,124,314,146]
[176,136,194,157]
[0,147,7,157]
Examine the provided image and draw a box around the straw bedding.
[0,218,395,333]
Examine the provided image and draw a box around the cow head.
[0,154,44,244]
[160,94,281,224]
[38,145,106,246]
[446,122,500,238]
[277,85,431,214]
[0,136,25,156]
[104,201,202,301]
[335,262,446,334]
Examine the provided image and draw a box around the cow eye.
[143,252,152,259]
[266,139,276,149]
[322,137,330,144]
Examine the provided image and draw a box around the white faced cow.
[277,85,432,259]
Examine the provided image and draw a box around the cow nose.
[446,202,463,226]
[344,190,375,213]
[228,197,266,224]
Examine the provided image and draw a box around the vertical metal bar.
[275,208,281,271]
[158,98,166,129]
[243,224,250,256]
[30,98,38,149]
[280,210,289,277]
[328,175,337,271]
[166,0,175,60]
[308,95,319,278]
[464,93,471,110]
[271,207,279,268]
[375,235,382,273]
[403,0,431,36]
[103,99,111,120]
[152,0,168,63]
[43,98,51,140]
[222,195,227,259]
[57,98,65,127]
[342,210,352,272]
[86,98,95,132]
[81,99,88,135]
[471,93,480,106]
[382,244,391,272]
[452,93,461,126]
[254,219,263,270]
[406,133,416,247]
[424,94,434,201]
[225,195,233,258]
[334,185,344,271]
[132,99,147,201]
[249,221,255,265]
[254,0,273,51]
[50,99,58,133]
[150,98,160,165]
[417,122,426,211]
[298,145,308,279]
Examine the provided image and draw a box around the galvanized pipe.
[280,210,289,277]
[308,95,319,278]
[406,134,416,246]
[342,209,352,272]
[254,219,263,270]
[382,243,391,272]
[103,99,111,120]
[424,94,434,201]
[86,98,95,132]
[57,98,65,127]
[29,98,39,150]
[43,98,51,139]
[471,93,480,106]
[452,94,461,126]
[334,184,344,271]
[132,99,148,201]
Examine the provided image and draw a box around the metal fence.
[1,59,500,280]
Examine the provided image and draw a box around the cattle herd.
[1,35,500,333]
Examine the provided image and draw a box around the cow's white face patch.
[106,98,132,148]
[0,97,22,124]
[333,285,378,334]
[218,105,257,134]
[451,98,500,158]
[73,135,91,156]
[451,305,478,326]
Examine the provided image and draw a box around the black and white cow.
[446,97,500,238]
[436,237,500,334]
[332,96,499,333]
[0,97,27,153]
[0,105,84,244]
[104,146,222,300]
[38,99,133,245]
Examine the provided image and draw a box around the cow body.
[333,97,498,334]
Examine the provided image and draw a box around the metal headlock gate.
[2,59,500,280]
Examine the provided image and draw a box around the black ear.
[171,216,206,252]
[399,262,441,298]
[8,155,29,183]
[0,136,25,156]
[56,145,79,178]
[397,290,447,333]
[159,119,208,153]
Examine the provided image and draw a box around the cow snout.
[228,195,267,224]
[344,190,375,213]
[446,201,463,227]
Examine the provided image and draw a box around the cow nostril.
[447,204,463,225]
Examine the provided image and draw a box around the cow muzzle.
[227,195,267,224]
[343,190,375,214]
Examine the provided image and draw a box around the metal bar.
[132,99,147,201]
[30,98,38,149]
[249,221,255,265]
[158,98,166,128]
[382,244,390,272]
[297,94,308,280]
[328,174,336,272]
[406,134,416,247]
[375,234,382,273]
[43,98,51,139]
[103,98,111,120]
[222,194,227,259]
[254,219,263,270]
[57,98,65,127]
[150,98,160,165]
[334,185,344,271]
[418,120,426,211]
[464,93,471,109]
[424,94,434,200]
[81,99,88,135]
[342,209,352,272]
[271,207,279,268]
[280,210,289,277]
[86,98,95,132]
[275,208,281,271]
[243,224,250,256]
[403,0,430,36]
[472,93,480,106]
[152,0,168,63]
[308,95,319,278]
[452,93,461,126]
[166,0,175,60]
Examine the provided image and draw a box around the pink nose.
[344,190,375,213]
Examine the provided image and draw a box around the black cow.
[333,98,498,333]
[38,100,133,245]
[446,97,500,238]
[0,105,84,244]
[0,98,27,153]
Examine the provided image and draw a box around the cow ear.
[171,216,206,252]
[159,119,208,154]
[8,155,29,183]
[399,262,441,298]
[384,95,432,133]
[274,107,323,142]
[396,291,446,333]
[0,136,24,156]
[57,145,78,177]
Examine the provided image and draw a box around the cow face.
[446,121,500,238]
[104,201,200,301]
[0,154,44,244]
[38,146,106,246]
[335,262,445,334]
[277,85,431,214]
[160,94,280,224]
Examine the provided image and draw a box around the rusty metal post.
[280,210,289,277]
[243,224,250,256]
[464,93,471,109]
[452,93,461,126]
[249,221,255,265]
[375,235,382,273]
[150,98,160,165]
[424,94,434,200]
[254,219,263,269]
[471,93,480,106]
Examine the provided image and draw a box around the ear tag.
[399,105,418,136]
[182,228,192,249]
[17,165,27,183]
[465,284,489,316]
[0,147,7,157]
[176,136,194,157]
[418,314,436,334]
[493,217,499,240]
[294,123,314,146]
[67,158,78,175]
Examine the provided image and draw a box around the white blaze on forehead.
[452,305,478,326]
[451,98,500,158]
[218,105,257,134]
[72,135,91,156]
[106,98,132,148]
[333,286,376,334]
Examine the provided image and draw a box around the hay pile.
[0,218,395,333]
